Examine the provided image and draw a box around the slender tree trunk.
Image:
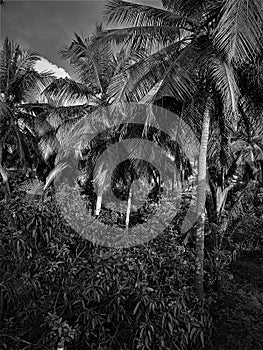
[172,171,175,192]
[181,168,185,187]
[95,191,103,217]
[195,101,211,300]
[260,160,263,183]
[0,140,3,165]
[177,167,182,191]
[216,187,230,217]
[13,122,26,169]
[95,171,107,217]
[0,141,10,199]
[125,186,132,229]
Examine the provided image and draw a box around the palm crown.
[0,38,54,196]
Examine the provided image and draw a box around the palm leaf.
[214,0,263,64]
[61,34,115,92]
[43,78,95,105]
[104,0,198,30]
[91,25,182,52]
[204,54,239,126]
[107,38,196,103]
[44,161,68,190]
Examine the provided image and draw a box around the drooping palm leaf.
[61,33,115,93]
[107,37,197,103]
[43,77,95,105]
[205,56,239,126]
[0,38,54,171]
[214,0,263,64]
[104,0,198,30]
[91,25,183,53]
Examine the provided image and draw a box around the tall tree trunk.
[172,168,176,193]
[195,101,211,300]
[216,187,230,217]
[13,122,26,170]
[260,160,263,183]
[125,186,132,229]
[95,191,103,217]
[95,171,107,217]
[0,141,10,199]
[181,168,185,187]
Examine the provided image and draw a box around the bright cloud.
[35,57,70,79]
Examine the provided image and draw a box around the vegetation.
[1,0,263,349]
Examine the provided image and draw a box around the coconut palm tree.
[89,0,263,299]
[38,30,181,220]
[0,37,53,198]
[39,28,149,159]
[35,30,148,210]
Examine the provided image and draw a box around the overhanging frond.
[104,0,198,30]
[214,0,263,64]
[206,56,239,126]
[43,78,95,105]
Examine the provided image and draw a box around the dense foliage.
[0,194,211,350]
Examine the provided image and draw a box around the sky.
[0,0,160,78]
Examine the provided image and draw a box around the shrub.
[0,194,211,349]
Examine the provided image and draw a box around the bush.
[0,194,211,349]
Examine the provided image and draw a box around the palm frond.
[206,56,239,126]
[135,59,195,102]
[104,0,198,30]
[106,71,131,103]
[0,38,53,101]
[36,104,92,160]
[91,25,182,53]
[38,131,60,160]
[43,78,95,105]
[107,38,196,103]
[15,50,43,75]
[44,162,68,190]
[114,46,148,72]
[214,0,263,64]
[13,70,54,103]
[208,118,234,172]
[61,34,115,92]
[0,37,19,93]
[225,180,256,233]
[0,100,13,121]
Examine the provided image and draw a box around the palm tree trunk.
[0,141,3,165]
[125,186,132,229]
[260,160,263,183]
[0,141,10,199]
[13,122,26,169]
[172,171,175,192]
[95,191,103,217]
[181,168,185,186]
[216,187,229,216]
[195,100,211,300]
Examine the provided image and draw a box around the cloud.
[35,57,70,79]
